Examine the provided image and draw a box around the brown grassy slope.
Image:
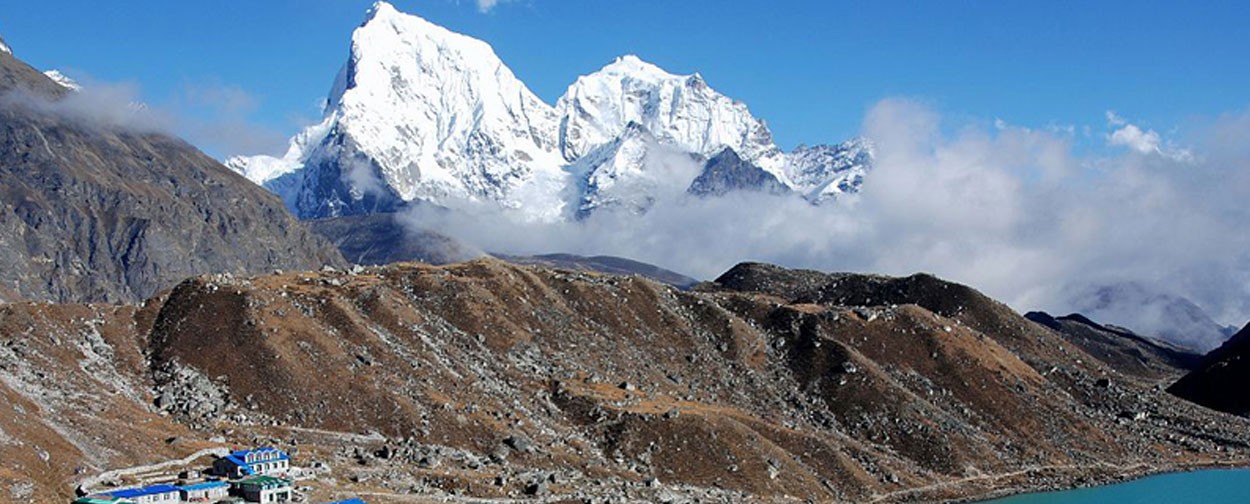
[0,301,212,503]
[135,259,1250,502]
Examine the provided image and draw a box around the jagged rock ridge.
[688,147,790,197]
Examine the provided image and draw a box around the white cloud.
[2,78,175,133]
[1105,110,1128,127]
[174,82,288,158]
[1109,122,1162,154]
[1105,110,1195,163]
[1,74,285,159]
[475,0,511,13]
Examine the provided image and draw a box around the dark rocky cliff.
[688,147,789,197]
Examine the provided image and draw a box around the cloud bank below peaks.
[403,98,1250,350]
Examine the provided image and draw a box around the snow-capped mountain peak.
[227,2,872,222]
[555,54,789,185]
[365,0,400,21]
[597,54,680,81]
[229,0,566,220]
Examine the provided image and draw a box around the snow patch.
[42,70,81,91]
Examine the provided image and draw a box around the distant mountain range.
[1067,282,1238,352]
[227,1,872,221]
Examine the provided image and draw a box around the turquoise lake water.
[983,469,1250,503]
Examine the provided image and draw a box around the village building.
[213,447,290,479]
[177,480,230,502]
[233,475,293,503]
[94,484,180,504]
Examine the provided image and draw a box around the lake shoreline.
[866,458,1250,503]
[963,460,1250,503]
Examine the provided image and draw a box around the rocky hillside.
[2,260,1247,502]
[0,47,344,304]
[1168,323,1250,418]
[0,301,213,501]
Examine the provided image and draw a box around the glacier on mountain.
[227,1,873,221]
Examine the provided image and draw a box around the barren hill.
[1,260,1247,502]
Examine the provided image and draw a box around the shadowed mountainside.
[308,211,699,288]
[308,212,482,266]
[1168,322,1250,418]
[0,48,344,304]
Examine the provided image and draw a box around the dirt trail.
[74,446,230,496]
[865,462,1155,503]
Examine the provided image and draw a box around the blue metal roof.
[178,481,229,491]
[107,484,179,498]
[224,447,289,468]
[326,499,367,504]
[219,446,289,475]
[229,446,287,458]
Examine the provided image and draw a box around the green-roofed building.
[234,475,292,503]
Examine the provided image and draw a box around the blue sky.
[2,0,1248,156]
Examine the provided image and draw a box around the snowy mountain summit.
[228,1,871,220]
[556,55,787,178]
[228,1,565,219]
